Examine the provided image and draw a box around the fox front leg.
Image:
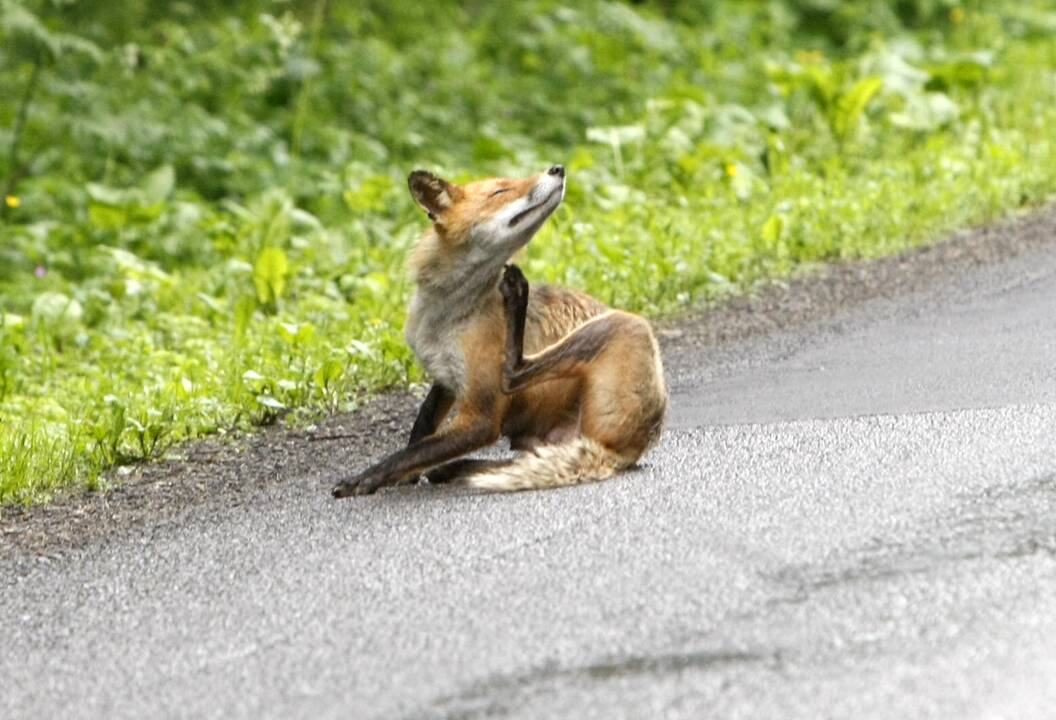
[408,389,509,485]
[407,383,454,445]
[404,383,454,486]
[331,417,498,498]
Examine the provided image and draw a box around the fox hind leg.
[424,457,514,484]
[498,278,667,467]
[500,263,608,394]
[500,264,530,377]
[500,311,619,395]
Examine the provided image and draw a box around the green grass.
[3,0,1056,504]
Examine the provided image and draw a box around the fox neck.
[408,266,501,330]
[405,231,509,392]
[405,283,500,394]
[409,228,515,316]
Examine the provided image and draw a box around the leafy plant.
[253,247,290,311]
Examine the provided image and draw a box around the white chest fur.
[404,290,469,392]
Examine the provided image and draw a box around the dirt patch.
[3,205,1055,561]
[0,392,422,561]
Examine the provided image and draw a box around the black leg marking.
[500,264,530,390]
[408,383,454,445]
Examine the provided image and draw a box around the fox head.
[406,166,566,289]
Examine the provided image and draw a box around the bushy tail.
[465,437,623,492]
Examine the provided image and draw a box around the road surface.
[3,212,1056,719]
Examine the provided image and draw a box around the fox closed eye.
[490,188,509,197]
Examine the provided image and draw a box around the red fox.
[331,165,667,497]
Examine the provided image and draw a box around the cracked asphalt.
[3,209,1056,719]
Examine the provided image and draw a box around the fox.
[331,165,667,498]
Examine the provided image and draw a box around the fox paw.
[331,478,378,498]
[500,264,528,304]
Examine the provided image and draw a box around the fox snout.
[510,168,565,229]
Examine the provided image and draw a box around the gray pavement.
[3,223,1056,719]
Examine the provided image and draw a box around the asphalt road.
[3,218,1056,719]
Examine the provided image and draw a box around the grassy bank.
[3,0,1056,504]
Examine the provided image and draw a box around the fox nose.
[548,165,565,178]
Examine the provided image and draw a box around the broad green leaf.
[313,359,345,389]
[356,272,390,298]
[196,293,225,314]
[86,166,174,227]
[2,313,25,330]
[761,214,784,244]
[595,239,625,262]
[834,76,883,140]
[290,208,323,232]
[344,176,395,213]
[253,247,289,306]
[256,394,286,410]
[31,292,82,336]
[585,125,646,146]
[103,246,172,283]
[141,166,175,206]
[346,339,374,357]
[890,92,960,131]
[1,0,102,62]
[862,50,928,97]
[277,321,316,344]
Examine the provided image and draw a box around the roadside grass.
[2,1,1056,504]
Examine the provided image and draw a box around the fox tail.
[464,436,624,492]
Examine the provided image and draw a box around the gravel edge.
[3,204,1054,561]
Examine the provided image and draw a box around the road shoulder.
[3,204,1055,562]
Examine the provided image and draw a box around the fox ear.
[408,170,456,220]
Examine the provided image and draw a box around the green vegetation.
[3,0,1056,504]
